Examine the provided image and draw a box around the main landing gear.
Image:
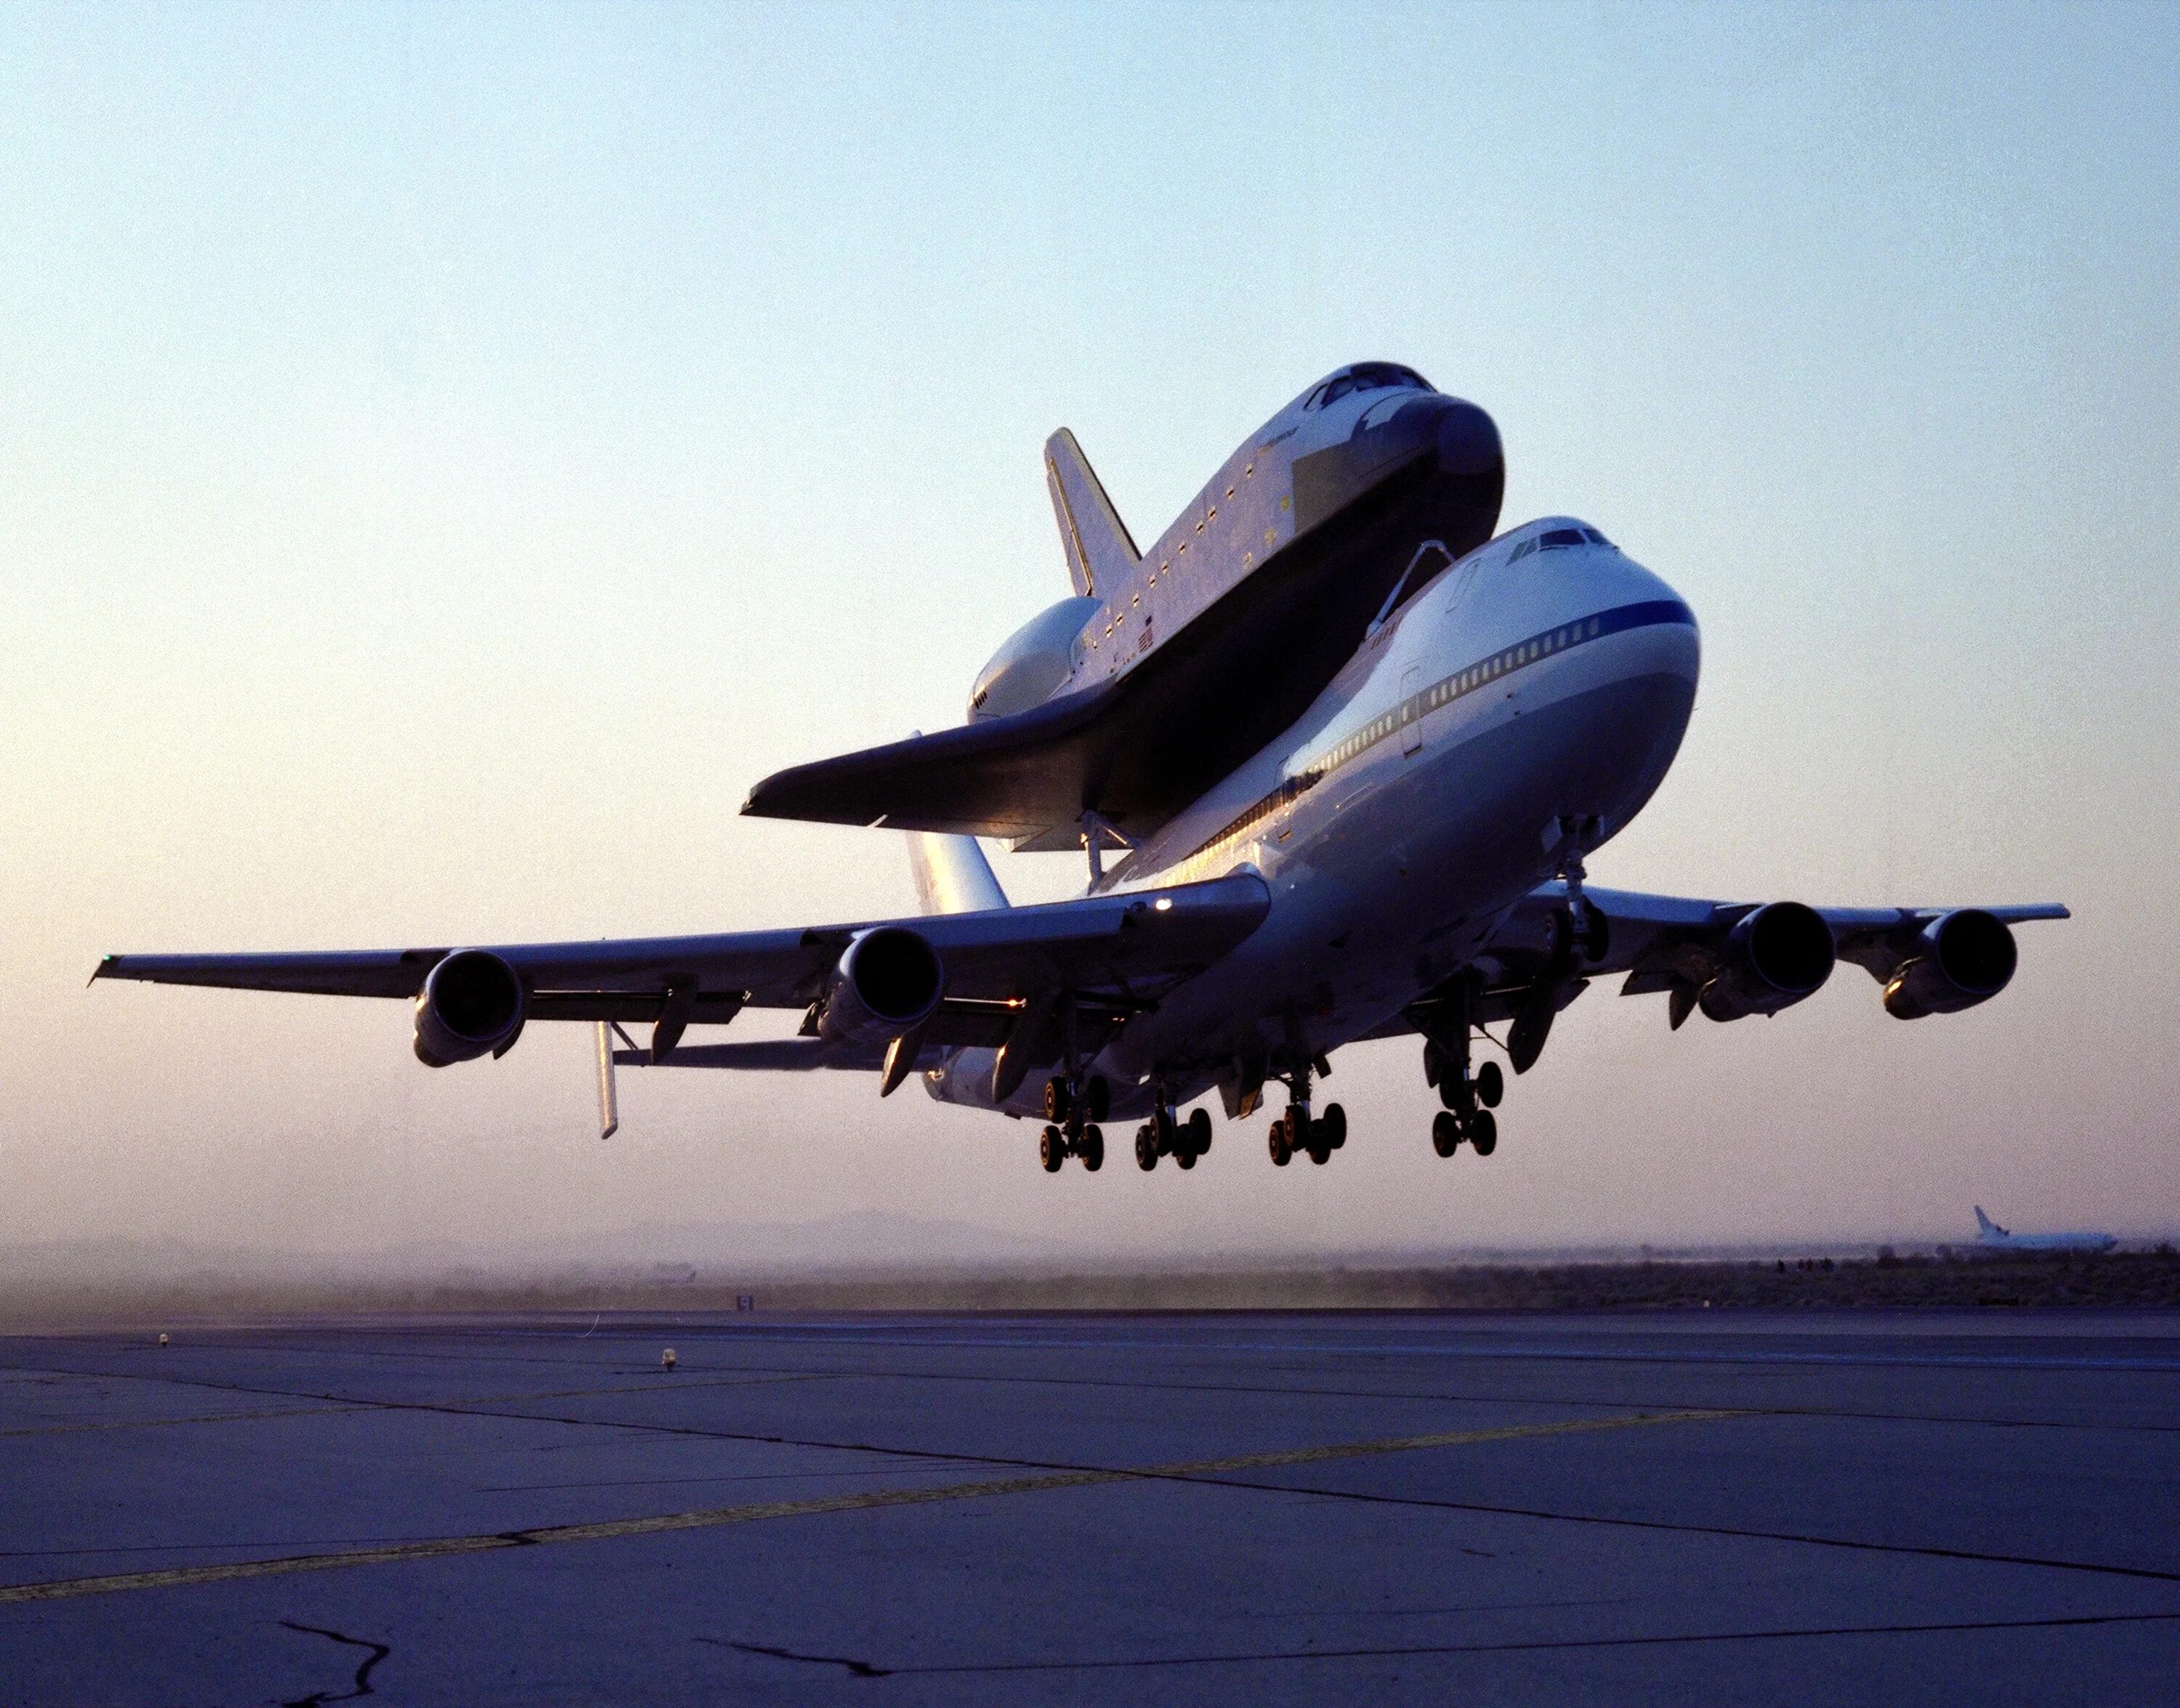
[1423,982,1505,1161]
[1134,1102,1212,1172]
[1267,1100,1347,1166]
[1037,1073,1110,1173]
[1262,1056,1346,1167]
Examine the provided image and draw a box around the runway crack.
[868,1608,2180,1676]
[277,1619,389,1704]
[696,1636,892,1677]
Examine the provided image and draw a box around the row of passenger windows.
[1194,771,1322,861]
[1177,609,1626,874]
[1317,615,1609,774]
[1507,526,1612,564]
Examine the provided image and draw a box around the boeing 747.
[96,363,2068,1173]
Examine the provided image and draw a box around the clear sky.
[4,1,2176,1266]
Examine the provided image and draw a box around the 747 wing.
[94,872,1272,1133]
[1394,883,2068,1074]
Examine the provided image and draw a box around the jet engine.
[1882,909,2017,1019]
[816,927,944,1045]
[413,949,525,1066]
[1697,902,1836,1021]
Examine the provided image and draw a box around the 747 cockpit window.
[1309,363,1434,410]
[1509,525,1613,564]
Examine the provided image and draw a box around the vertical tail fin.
[907,831,1009,916]
[1045,428,1140,598]
[1974,1206,1995,1235]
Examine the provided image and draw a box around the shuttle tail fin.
[907,831,1009,917]
[1045,428,1140,598]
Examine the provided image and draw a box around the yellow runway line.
[0,1407,1740,1606]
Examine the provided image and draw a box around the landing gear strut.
[1422,980,1503,1161]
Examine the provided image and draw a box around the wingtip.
[88,955,115,988]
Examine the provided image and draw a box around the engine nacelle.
[816,927,944,1046]
[1883,909,2017,1019]
[413,949,525,1067]
[1698,902,1836,1021]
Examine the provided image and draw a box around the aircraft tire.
[1134,1127,1158,1171]
[1476,1061,1503,1108]
[1043,1079,1070,1125]
[1078,1125,1105,1171]
[1432,1110,1461,1158]
[1039,1127,1065,1173]
[1307,1139,1331,1165]
[1469,1109,1498,1156]
[1187,1108,1213,1156]
[1319,1103,1347,1150]
[1175,1146,1197,1170]
[1085,1075,1111,1124]
[1268,1120,1292,1166]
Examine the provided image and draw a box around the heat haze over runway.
[3,1310,2177,1704]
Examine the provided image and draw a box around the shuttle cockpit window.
[1308,363,1434,410]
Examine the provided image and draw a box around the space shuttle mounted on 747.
[95,363,2068,1175]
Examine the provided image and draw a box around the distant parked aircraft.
[1974,1207,2117,1253]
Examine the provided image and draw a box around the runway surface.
[3,1308,2178,1704]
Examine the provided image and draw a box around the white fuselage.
[926,518,1701,1120]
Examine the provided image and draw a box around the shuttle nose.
[1434,397,1502,479]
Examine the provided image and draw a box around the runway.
[2,1310,2177,1704]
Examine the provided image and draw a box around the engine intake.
[1698,902,1836,1021]
[817,927,943,1045]
[1883,909,2017,1019]
[413,949,525,1067]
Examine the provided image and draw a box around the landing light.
[1155,897,1172,911]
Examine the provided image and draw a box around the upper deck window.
[1307,363,1434,410]
[1539,527,1587,550]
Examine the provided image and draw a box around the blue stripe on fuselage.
[1186,597,1697,862]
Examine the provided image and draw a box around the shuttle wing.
[744,449,1472,847]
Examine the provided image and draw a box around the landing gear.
[1427,1105,1496,1159]
[1267,1100,1346,1167]
[1141,1100,1211,1173]
[1421,978,1507,1162]
[1041,1072,1115,1173]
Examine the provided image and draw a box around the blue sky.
[4,2,2176,1263]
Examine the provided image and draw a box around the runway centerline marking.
[0,1409,1735,1606]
